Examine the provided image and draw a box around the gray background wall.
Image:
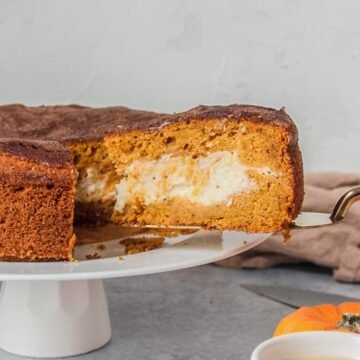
[0,0,359,172]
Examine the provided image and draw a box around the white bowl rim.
[251,331,360,360]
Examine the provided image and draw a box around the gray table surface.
[1,264,359,360]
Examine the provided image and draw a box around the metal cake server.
[241,284,359,308]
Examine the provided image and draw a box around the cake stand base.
[0,280,111,358]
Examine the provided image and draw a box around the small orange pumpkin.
[274,302,360,337]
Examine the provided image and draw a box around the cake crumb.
[144,228,196,237]
[119,236,165,255]
[85,252,101,260]
[96,243,106,250]
[282,229,292,243]
[118,256,124,260]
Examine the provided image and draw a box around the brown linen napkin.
[216,173,360,283]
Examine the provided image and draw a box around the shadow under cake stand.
[0,228,271,358]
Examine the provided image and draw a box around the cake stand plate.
[0,229,270,358]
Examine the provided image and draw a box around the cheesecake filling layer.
[75,168,116,203]
[114,151,278,213]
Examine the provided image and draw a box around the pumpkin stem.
[337,313,360,333]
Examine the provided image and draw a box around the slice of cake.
[0,139,76,260]
[105,105,303,232]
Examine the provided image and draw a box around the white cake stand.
[0,228,271,358]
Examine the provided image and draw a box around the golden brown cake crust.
[0,104,163,142]
[0,104,296,141]
[0,138,74,188]
[0,138,73,168]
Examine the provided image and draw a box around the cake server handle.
[291,186,360,229]
[330,186,360,222]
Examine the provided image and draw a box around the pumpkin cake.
[0,104,303,261]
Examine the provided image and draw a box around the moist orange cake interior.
[105,118,301,232]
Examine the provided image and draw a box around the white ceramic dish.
[251,331,360,360]
[0,229,271,358]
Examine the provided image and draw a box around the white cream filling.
[114,151,278,213]
[75,168,116,203]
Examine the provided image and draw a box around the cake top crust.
[0,104,295,143]
[0,138,73,168]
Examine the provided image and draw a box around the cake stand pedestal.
[0,230,270,358]
[0,280,111,358]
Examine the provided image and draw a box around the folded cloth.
[216,173,360,283]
